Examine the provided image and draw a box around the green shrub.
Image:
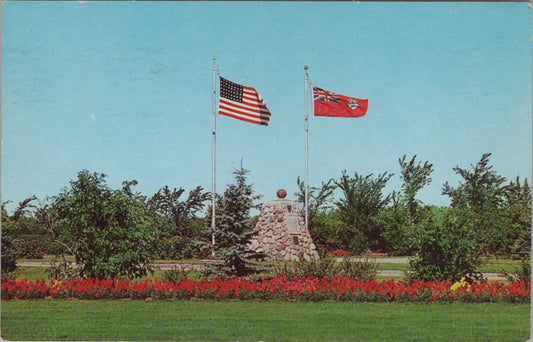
[160,265,202,283]
[409,210,482,282]
[2,206,22,275]
[273,256,377,281]
[45,255,80,281]
[338,256,377,281]
[154,236,203,260]
[18,235,64,257]
[274,257,337,278]
[501,258,531,283]
[1,235,20,276]
[45,171,156,279]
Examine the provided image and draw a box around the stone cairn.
[249,189,320,261]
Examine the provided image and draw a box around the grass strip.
[1,300,529,341]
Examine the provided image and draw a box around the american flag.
[218,77,271,126]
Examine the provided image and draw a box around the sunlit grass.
[479,258,525,274]
[2,300,529,341]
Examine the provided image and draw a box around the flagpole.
[304,66,309,231]
[211,57,217,250]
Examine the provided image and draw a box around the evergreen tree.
[210,164,265,277]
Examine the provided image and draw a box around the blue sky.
[2,2,531,213]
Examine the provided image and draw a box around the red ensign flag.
[312,86,368,118]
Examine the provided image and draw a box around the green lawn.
[1,300,529,341]
[11,256,526,282]
[374,258,524,273]
[479,258,526,274]
[12,267,173,282]
[11,266,48,281]
[376,262,411,271]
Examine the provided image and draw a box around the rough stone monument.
[249,189,320,261]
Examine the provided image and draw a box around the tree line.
[2,153,531,281]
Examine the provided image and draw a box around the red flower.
[1,276,530,302]
[327,250,351,257]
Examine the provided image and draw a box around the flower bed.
[327,250,351,257]
[1,276,529,303]
[364,250,389,257]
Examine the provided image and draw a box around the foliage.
[398,154,434,225]
[409,208,483,282]
[17,235,62,256]
[337,256,378,281]
[442,153,508,254]
[273,256,377,281]
[441,153,531,257]
[207,164,266,277]
[13,238,44,259]
[44,170,155,279]
[501,176,531,256]
[45,255,80,281]
[377,155,434,256]
[3,197,51,261]
[273,257,337,279]
[335,171,392,254]
[146,185,210,260]
[1,206,20,275]
[147,185,209,240]
[160,265,203,283]
[307,210,345,256]
[295,177,337,256]
[2,151,530,286]
[1,197,40,275]
[443,153,507,210]
[500,258,531,283]
[327,250,351,257]
[295,176,335,217]
[299,153,528,259]
[377,195,412,256]
[153,235,205,260]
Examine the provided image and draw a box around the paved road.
[18,260,506,280]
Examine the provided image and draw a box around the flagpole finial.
[213,56,217,61]
[304,65,308,70]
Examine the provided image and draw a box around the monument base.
[249,191,319,262]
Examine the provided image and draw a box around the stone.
[248,192,320,262]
